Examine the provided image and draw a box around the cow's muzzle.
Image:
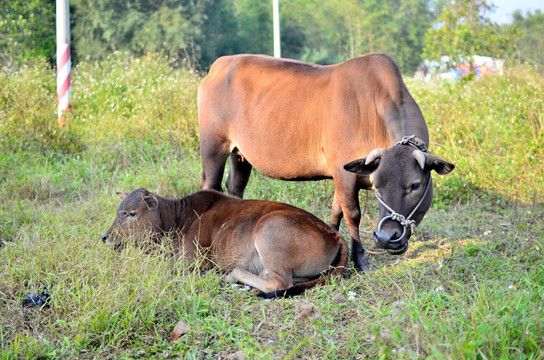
[373,215,410,255]
[373,173,432,255]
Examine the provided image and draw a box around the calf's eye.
[129,211,137,217]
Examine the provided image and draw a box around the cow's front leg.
[330,189,344,230]
[332,175,373,271]
[345,210,373,271]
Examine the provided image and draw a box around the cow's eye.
[128,211,137,217]
[410,182,421,192]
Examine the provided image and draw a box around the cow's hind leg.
[200,138,230,192]
[226,153,253,198]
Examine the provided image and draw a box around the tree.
[512,10,544,67]
[70,0,210,63]
[423,0,518,71]
[0,0,55,67]
[280,0,439,73]
[70,0,287,70]
[197,0,242,70]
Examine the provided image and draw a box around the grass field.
[1,54,543,359]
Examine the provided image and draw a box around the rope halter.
[396,134,428,153]
[374,135,431,243]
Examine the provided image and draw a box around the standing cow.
[198,53,454,270]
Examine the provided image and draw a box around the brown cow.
[198,53,454,268]
[101,188,347,298]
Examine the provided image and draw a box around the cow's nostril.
[101,233,109,243]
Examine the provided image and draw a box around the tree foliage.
[281,0,439,71]
[70,0,209,64]
[423,0,518,69]
[0,0,55,67]
[513,10,544,67]
[68,0,442,72]
[3,0,539,74]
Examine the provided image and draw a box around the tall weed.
[66,52,201,152]
[0,59,82,154]
[407,65,544,203]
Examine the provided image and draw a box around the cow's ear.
[426,154,455,175]
[344,148,384,175]
[143,195,159,210]
[344,158,380,175]
[116,191,129,200]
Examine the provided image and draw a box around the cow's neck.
[382,93,430,149]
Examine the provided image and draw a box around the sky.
[488,0,544,24]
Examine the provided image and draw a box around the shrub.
[407,65,544,203]
[0,58,83,154]
[66,52,201,152]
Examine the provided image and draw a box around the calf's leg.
[224,267,292,293]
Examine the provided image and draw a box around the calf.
[101,188,347,298]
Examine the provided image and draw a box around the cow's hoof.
[354,255,375,271]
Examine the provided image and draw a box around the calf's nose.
[101,233,109,243]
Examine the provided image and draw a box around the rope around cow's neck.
[345,135,432,255]
[373,135,431,240]
[374,172,432,238]
[339,172,431,256]
[396,134,428,153]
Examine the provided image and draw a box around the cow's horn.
[413,149,426,170]
[365,148,385,165]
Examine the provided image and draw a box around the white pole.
[273,0,281,58]
[56,0,71,127]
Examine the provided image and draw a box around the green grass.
[1,54,543,359]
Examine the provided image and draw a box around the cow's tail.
[257,233,348,299]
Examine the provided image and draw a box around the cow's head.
[344,146,454,255]
[101,188,162,250]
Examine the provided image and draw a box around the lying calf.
[101,188,347,298]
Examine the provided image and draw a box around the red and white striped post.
[56,0,71,128]
[272,0,281,58]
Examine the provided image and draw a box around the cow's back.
[198,53,428,180]
[199,55,335,179]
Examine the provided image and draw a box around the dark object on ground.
[21,283,52,319]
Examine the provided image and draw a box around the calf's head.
[101,188,162,249]
[344,146,454,255]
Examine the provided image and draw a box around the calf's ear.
[116,191,129,200]
[143,195,159,210]
[426,154,455,175]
